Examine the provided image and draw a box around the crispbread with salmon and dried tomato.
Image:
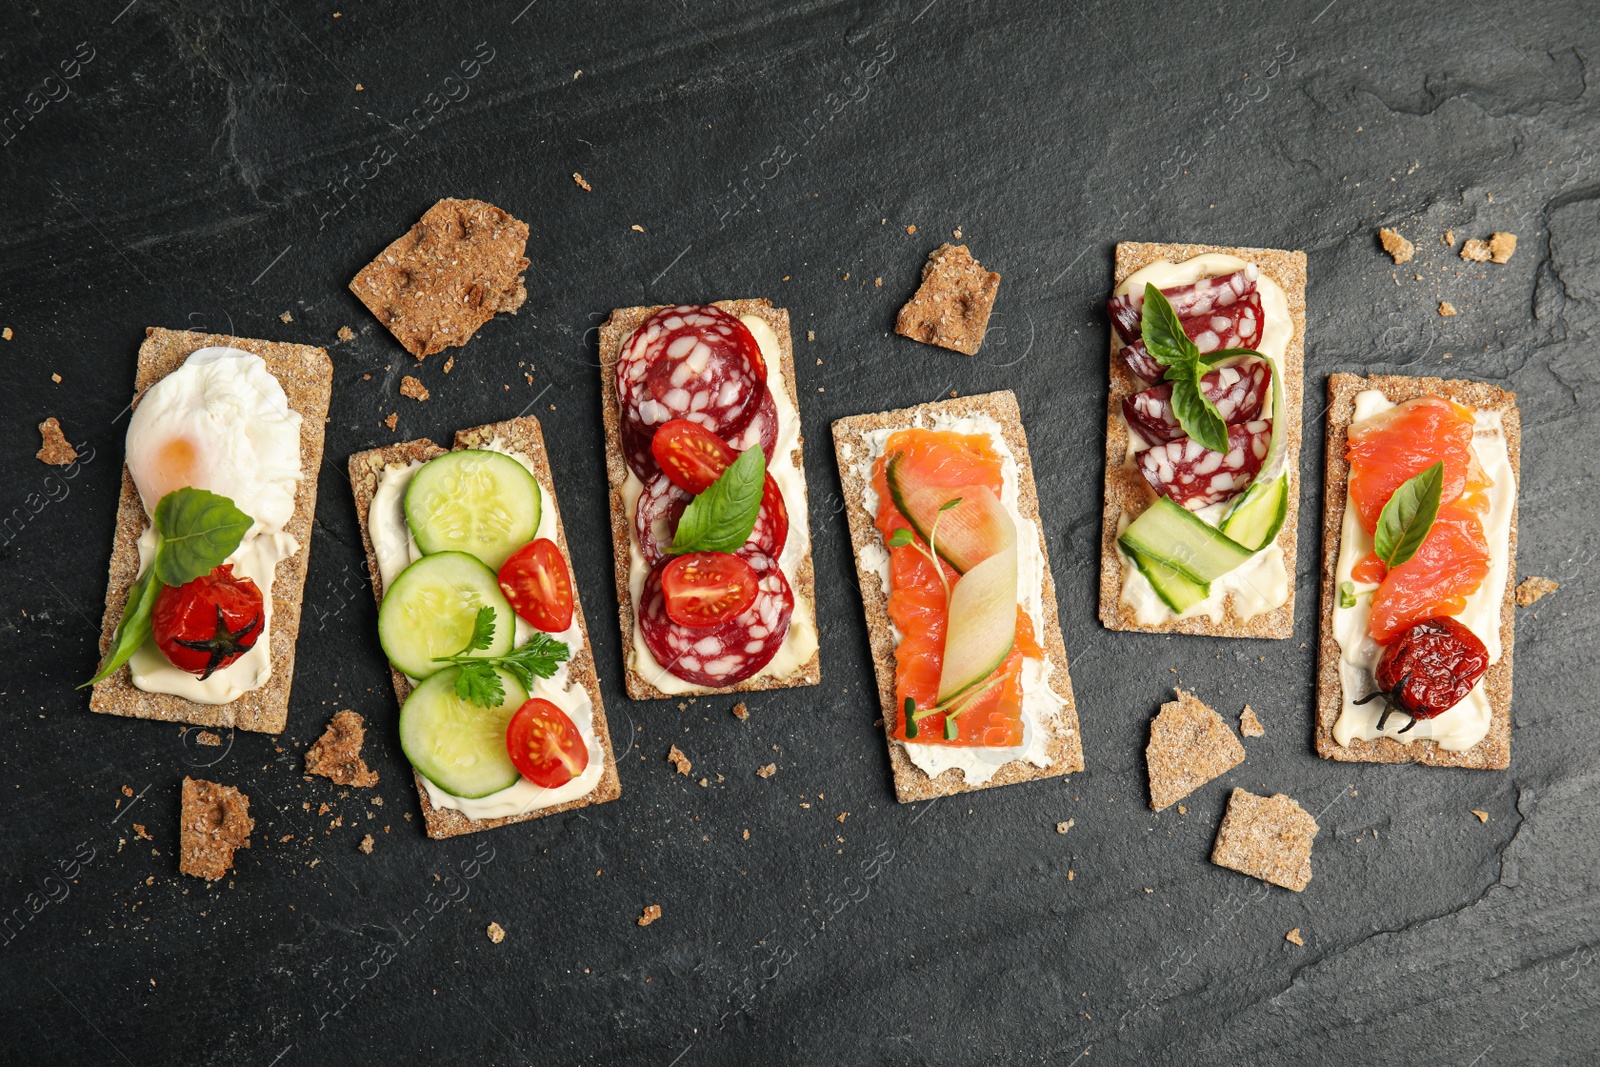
[348,416,621,838]
[832,390,1082,803]
[89,328,332,735]
[1314,373,1518,770]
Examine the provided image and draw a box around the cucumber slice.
[1220,473,1289,551]
[1119,498,1255,585]
[885,452,1015,573]
[399,667,528,798]
[1125,543,1210,615]
[936,540,1019,703]
[378,551,515,679]
[405,449,541,571]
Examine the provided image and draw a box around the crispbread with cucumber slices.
[1098,242,1307,638]
[89,328,332,735]
[348,416,621,838]
[1314,374,1518,770]
[832,390,1082,803]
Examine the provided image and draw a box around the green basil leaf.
[1169,364,1230,453]
[670,446,766,554]
[1374,461,1444,569]
[1339,580,1357,609]
[1139,283,1199,368]
[152,488,253,588]
[82,567,160,687]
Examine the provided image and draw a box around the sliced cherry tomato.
[651,419,737,494]
[152,564,264,679]
[505,698,589,788]
[497,538,574,633]
[660,552,757,628]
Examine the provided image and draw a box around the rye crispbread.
[1210,788,1318,892]
[1314,373,1519,770]
[178,776,253,882]
[1145,688,1244,812]
[832,390,1083,803]
[348,416,622,839]
[1099,242,1308,638]
[894,244,1002,356]
[88,328,332,735]
[597,300,820,700]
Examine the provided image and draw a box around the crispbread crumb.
[487,921,506,943]
[1472,809,1490,823]
[1240,705,1265,737]
[1489,232,1517,263]
[1286,928,1305,946]
[1443,229,1455,246]
[1056,819,1074,834]
[667,746,691,775]
[384,413,398,430]
[1439,301,1457,317]
[894,244,1001,355]
[1460,239,1492,262]
[196,730,223,747]
[2,327,11,340]
[36,418,77,466]
[358,834,374,854]
[305,710,379,787]
[400,376,430,402]
[731,701,749,721]
[1146,689,1246,811]
[1378,227,1414,264]
[179,777,253,882]
[757,763,777,779]
[1515,576,1557,606]
[443,356,455,374]
[51,373,61,383]
[573,172,592,191]
[1210,788,1318,892]
[134,823,151,841]
[637,904,661,926]
[337,326,355,342]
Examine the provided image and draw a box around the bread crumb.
[1515,575,1558,606]
[637,904,661,927]
[836,812,848,824]
[1177,804,1188,814]
[1378,227,1414,264]
[697,777,708,788]
[280,311,293,323]
[1239,705,1265,737]
[280,833,293,842]
[51,373,61,383]
[1056,819,1074,834]
[952,228,962,239]
[731,701,749,721]
[134,823,152,841]
[487,921,506,943]
[906,225,916,234]
[631,224,644,232]
[196,730,223,747]
[1286,928,1305,946]
[742,829,750,840]
[318,802,330,816]
[400,375,430,402]
[667,745,691,775]
[337,325,355,341]
[1067,869,1075,881]
[1442,229,1454,245]
[1460,239,1492,262]
[1489,232,1517,263]
[757,763,777,779]
[895,244,1001,355]
[36,418,77,466]
[1210,788,1319,892]
[573,172,592,192]
[358,834,374,854]
[1439,301,1457,317]
[178,777,253,882]
[806,330,815,342]
[1,327,11,340]
[874,277,883,288]
[1146,689,1246,811]
[1472,810,1489,823]
[305,710,379,787]
[384,413,398,431]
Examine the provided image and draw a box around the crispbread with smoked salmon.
[89,328,332,735]
[833,390,1082,803]
[1099,242,1307,639]
[1315,373,1519,769]
[348,416,621,838]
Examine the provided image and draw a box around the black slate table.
[2,2,1597,1064]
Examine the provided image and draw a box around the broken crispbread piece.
[1099,241,1307,639]
[1210,788,1318,892]
[1314,373,1518,769]
[89,328,332,734]
[179,776,253,881]
[348,415,621,838]
[832,390,1082,803]
[36,417,77,465]
[894,243,1002,355]
[305,710,379,787]
[1515,576,1557,606]
[1378,227,1414,264]
[350,198,529,359]
[1146,688,1245,811]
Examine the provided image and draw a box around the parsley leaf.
[1374,461,1444,570]
[670,445,766,554]
[461,606,497,653]
[453,661,506,707]
[434,628,571,708]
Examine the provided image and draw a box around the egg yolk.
[146,436,202,501]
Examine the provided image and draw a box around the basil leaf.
[152,488,253,588]
[82,567,160,687]
[670,446,766,554]
[1339,580,1357,609]
[1373,461,1444,569]
[1169,364,1230,453]
[1139,283,1198,368]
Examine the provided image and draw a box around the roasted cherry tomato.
[152,564,264,679]
[1356,615,1489,730]
[651,419,737,494]
[497,538,574,633]
[505,697,589,788]
[660,551,757,628]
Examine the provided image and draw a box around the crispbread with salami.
[832,390,1082,803]
[1314,373,1519,770]
[348,416,622,838]
[1099,241,1307,639]
[89,328,332,735]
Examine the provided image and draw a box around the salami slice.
[725,387,779,465]
[634,472,789,567]
[639,549,793,687]
[1122,358,1272,444]
[1118,340,1168,383]
[1114,292,1264,383]
[1108,265,1259,344]
[1137,419,1271,511]
[621,418,660,481]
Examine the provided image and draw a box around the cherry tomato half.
[497,538,575,633]
[660,551,757,628]
[651,419,737,494]
[505,698,589,789]
[152,564,264,679]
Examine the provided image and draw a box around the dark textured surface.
[1,1,1596,1064]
